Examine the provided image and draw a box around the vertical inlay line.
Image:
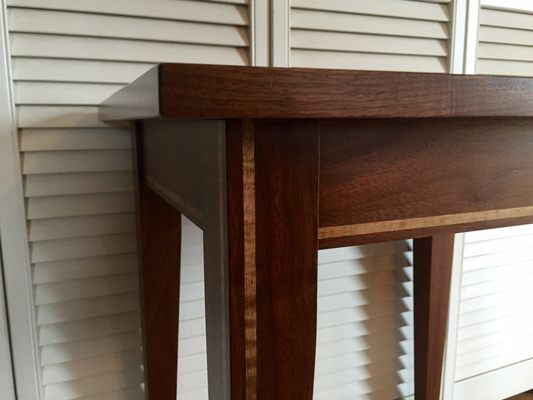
[242,120,257,400]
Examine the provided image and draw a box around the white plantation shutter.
[453,225,533,399]
[178,218,208,400]
[477,6,533,76]
[290,0,452,72]
[314,242,414,400]
[5,0,250,398]
[449,4,533,399]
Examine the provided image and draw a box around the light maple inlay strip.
[242,121,257,400]
[319,206,533,239]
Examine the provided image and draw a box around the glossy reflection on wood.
[99,64,533,400]
[319,118,533,236]
[101,64,533,120]
[227,120,320,399]
[414,234,455,400]
[139,183,181,400]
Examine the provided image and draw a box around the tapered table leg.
[414,233,455,400]
[139,184,182,400]
[227,119,320,400]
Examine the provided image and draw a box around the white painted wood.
[479,42,533,62]
[29,213,136,241]
[33,254,138,285]
[0,257,16,400]
[292,50,448,72]
[442,234,465,400]
[477,6,533,76]
[26,192,135,220]
[11,34,250,65]
[481,0,533,13]
[480,26,533,47]
[17,106,118,128]
[43,367,143,400]
[455,357,533,400]
[449,0,468,73]
[464,0,481,74]
[20,128,131,151]
[30,233,137,264]
[7,0,249,25]
[480,8,533,30]
[8,9,249,47]
[42,350,142,384]
[291,31,448,56]
[22,150,133,174]
[0,0,41,397]
[5,0,252,397]
[291,9,449,38]
[289,0,451,72]
[35,273,139,305]
[291,0,451,21]
[25,172,134,197]
[452,226,533,396]
[178,218,208,400]
[250,0,269,66]
[15,82,125,106]
[313,241,415,399]
[271,0,290,67]
[37,293,140,326]
[13,58,152,84]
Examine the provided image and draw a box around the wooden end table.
[99,64,533,400]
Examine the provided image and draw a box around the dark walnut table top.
[99,63,533,122]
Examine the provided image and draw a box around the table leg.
[139,184,182,400]
[414,233,455,400]
[227,120,320,399]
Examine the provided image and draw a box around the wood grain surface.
[103,65,533,400]
[227,120,320,399]
[319,118,533,238]
[100,63,533,121]
[138,183,181,400]
[226,120,248,400]
[414,234,455,400]
[254,120,319,400]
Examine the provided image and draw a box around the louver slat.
[6,0,251,398]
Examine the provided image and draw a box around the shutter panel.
[477,7,533,76]
[314,242,414,400]
[5,0,250,398]
[178,218,208,400]
[452,5,533,399]
[290,0,451,72]
[454,225,533,397]
[286,1,453,398]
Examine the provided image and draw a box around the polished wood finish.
[227,120,320,399]
[414,234,455,400]
[226,120,248,400]
[319,214,533,249]
[139,183,181,400]
[319,118,533,241]
[100,63,533,121]
[99,64,533,400]
[254,120,319,399]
